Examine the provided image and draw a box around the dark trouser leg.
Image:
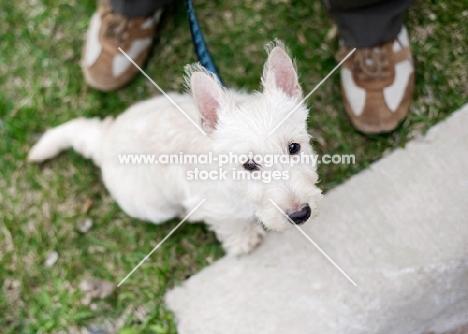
[110,0,177,17]
[324,0,414,48]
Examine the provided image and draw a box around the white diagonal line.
[117,199,206,287]
[269,199,357,286]
[118,47,207,136]
[268,48,356,135]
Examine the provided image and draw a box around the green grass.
[1,0,467,332]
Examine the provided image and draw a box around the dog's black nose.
[288,205,311,225]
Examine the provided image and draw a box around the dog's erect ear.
[191,72,226,133]
[263,45,302,100]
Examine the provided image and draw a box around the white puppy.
[29,41,322,255]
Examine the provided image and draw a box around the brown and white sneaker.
[337,27,415,134]
[81,0,162,91]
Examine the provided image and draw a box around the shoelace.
[337,38,404,81]
[102,14,130,45]
[354,47,390,79]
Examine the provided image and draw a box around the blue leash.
[185,0,224,86]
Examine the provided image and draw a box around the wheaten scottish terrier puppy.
[29,41,322,255]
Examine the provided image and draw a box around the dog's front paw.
[223,226,265,256]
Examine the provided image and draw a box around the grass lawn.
[1,0,467,332]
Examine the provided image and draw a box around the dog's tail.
[28,116,113,166]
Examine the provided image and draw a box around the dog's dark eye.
[288,143,301,155]
[243,160,259,171]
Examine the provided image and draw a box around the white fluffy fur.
[29,42,322,255]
